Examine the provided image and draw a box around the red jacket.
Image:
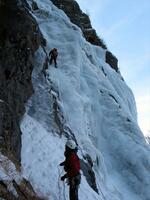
[62,152,80,178]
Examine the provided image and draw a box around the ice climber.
[60,140,81,200]
[49,48,58,67]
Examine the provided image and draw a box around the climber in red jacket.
[60,140,81,200]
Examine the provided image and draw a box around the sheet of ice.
[21,0,150,199]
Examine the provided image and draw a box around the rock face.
[0,179,44,200]
[51,0,118,71]
[80,155,99,193]
[0,1,43,163]
[106,51,118,71]
[51,0,107,49]
[0,0,17,6]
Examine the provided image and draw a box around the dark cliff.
[0,0,43,164]
[0,1,46,198]
[50,0,118,71]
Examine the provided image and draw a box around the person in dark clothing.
[49,48,58,67]
[60,140,81,200]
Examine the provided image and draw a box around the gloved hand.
[61,175,66,181]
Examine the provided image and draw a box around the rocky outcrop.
[0,179,44,200]
[50,0,118,71]
[80,154,99,193]
[0,0,17,6]
[0,1,44,164]
[106,51,118,71]
[51,0,106,49]
[0,153,45,199]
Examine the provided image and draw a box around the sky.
[76,0,150,136]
